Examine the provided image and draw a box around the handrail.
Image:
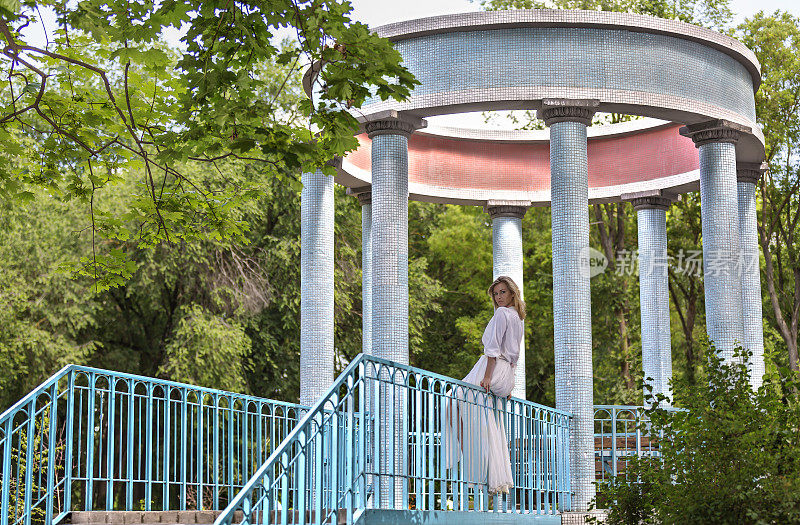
[593,405,662,482]
[0,366,303,422]
[215,353,573,524]
[0,364,306,525]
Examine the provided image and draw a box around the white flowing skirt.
[443,355,515,494]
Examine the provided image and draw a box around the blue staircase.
[0,365,305,524]
[214,354,572,524]
[2,357,648,524]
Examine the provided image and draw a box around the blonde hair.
[488,276,526,320]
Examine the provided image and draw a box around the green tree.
[0,0,417,289]
[413,204,491,379]
[480,0,732,30]
[666,193,705,386]
[0,192,92,409]
[598,346,800,524]
[590,203,641,403]
[158,304,251,392]
[737,11,800,372]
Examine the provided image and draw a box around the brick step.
[70,512,226,524]
[68,509,346,524]
[594,437,657,448]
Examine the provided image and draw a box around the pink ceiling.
[345,124,699,191]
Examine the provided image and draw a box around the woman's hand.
[481,356,497,392]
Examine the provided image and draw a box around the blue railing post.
[426,389,434,511]
[180,390,187,511]
[403,376,410,510]
[145,384,153,511]
[330,392,340,513]
[357,368,366,511]
[346,375,355,522]
[125,380,134,510]
[85,373,96,511]
[373,377,382,510]
[162,387,171,510]
[611,407,618,478]
[413,379,422,511]
[213,394,220,510]
[280,451,289,524]
[64,369,76,514]
[227,396,234,504]
[2,418,12,525]
[636,408,643,458]
[198,394,205,511]
[23,399,35,525]
[297,430,307,525]
[256,403,263,474]
[242,401,249,486]
[508,399,516,513]
[106,378,116,511]
[564,415,572,511]
[45,382,59,523]
[313,412,323,524]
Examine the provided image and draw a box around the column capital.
[621,190,677,211]
[537,99,600,127]
[356,192,372,206]
[737,161,767,184]
[361,110,427,138]
[679,119,751,147]
[346,186,371,206]
[630,196,673,211]
[485,199,531,219]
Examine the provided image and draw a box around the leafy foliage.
[737,11,800,372]
[0,0,417,289]
[0,193,93,409]
[158,303,251,392]
[481,0,733,30]
[597,345,800,524]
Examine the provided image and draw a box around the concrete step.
[68,509,346,524]
[68,511,236,524]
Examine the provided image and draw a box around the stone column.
[538,99,598,512]
[365,112,424,509]
[681,120,749,363]
[299,169,335,406]
[486,200,530,400]
[631,194,673,405]
[357,190,373,356]
[737,162,766,388]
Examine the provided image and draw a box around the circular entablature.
[337,10,765,205]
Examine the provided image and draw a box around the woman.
[444,275,525,495]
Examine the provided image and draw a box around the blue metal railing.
[0,365,306,525]
[593,405,660,482]
[215,354,572,525]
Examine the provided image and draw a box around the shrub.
[596,345,800,524]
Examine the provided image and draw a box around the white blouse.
[481,306,523,366]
